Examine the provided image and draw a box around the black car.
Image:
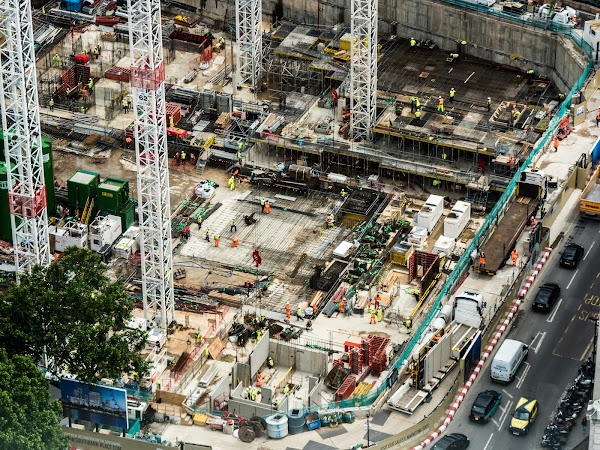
[532,283,561,312]
[469,390,501,423]
[431,433,470,450]
[560,244,584,268]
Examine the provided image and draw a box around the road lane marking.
[580,336,594,361]
[491,418,499,427]
[516,362,531,389]
[498,400,513,430]
[502,389,513,399]
[566,269,579,289]
[530,331,546,353]
[547,299,562,323]
[483,433,494,450]
[584,242,596,260]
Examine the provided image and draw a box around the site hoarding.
[60,378,129,429]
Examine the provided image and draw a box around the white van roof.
[494,339,525,361]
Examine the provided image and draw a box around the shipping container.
[444,201,471,239]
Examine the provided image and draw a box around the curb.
[411,247,552,450]
[518,247,552,299]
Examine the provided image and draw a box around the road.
[441,217,600,450]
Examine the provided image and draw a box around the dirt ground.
[53,147,232,210]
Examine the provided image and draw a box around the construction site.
[0,0,596,447]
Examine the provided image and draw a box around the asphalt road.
[441,217,600,450]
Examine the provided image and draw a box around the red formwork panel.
[350,348,362,375]
[165,103,181,126]
[361,338,371,366]
[335,375,356,401]
[106,66,131,83]
[344,341,361,352]
[8,186,47,218]
[130,60,165,91]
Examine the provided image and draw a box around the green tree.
[0,247,148,382]
[0,348,68,449]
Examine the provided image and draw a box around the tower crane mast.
[0,0,51,277]
[127,0,175,329]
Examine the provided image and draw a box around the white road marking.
[483,432,494,450]
[584,242,595,260]
[497,400,513,431]
[530,332,546,354]
[547,299,562,323]
[491,418,499,427]
[566,269,579,290]
[502,389,513,399]
[516,362,531,389]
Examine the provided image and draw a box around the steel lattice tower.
[0,0,51,277]
[127,0,174,329]
[349,0,378,141]
[235,0,262,90]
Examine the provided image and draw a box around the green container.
[41,136,56,215]
[97,177,129,214]
[0,162,15,243]
[68,170,100,209]
[0,131,56,216]
[119,200,136,231]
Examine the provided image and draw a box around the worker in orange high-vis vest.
[531,217,537,228]
[214,233,220,247]
[511,248,518,265]
[265,200,271,214]
[437,96,444,112]
[370,310,377,324]
[479,251,485,267]
[232,237,239,247]
[554,137,559,152]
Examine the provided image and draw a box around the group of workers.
[242,386,260,401]
[122,95,133,113]
[173,151,198,167]
[367,293,385,324]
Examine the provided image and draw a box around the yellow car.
[509,397,538,436]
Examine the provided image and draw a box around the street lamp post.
[366,412,370,447]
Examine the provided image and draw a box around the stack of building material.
[215,112,231,131]
[350,348,362,375]
[335,375,356,401]
[105,66,130,82]
[165,103,181,126]
[366,334,391,376]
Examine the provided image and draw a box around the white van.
[490,339,528,383]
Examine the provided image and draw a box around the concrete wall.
[190,0,587,93]
[209,374,230,410]
[308,376,324,407]
[228,382,289,418]
[64,427,212,450]
[269,340,328,376]
[249,330,270,377]
[233,362,251,387]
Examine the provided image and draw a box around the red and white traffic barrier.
[411,247,552,450]
[518,247,552,299]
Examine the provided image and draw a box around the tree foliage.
[0,348,68,450]
[0,247,148,382]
